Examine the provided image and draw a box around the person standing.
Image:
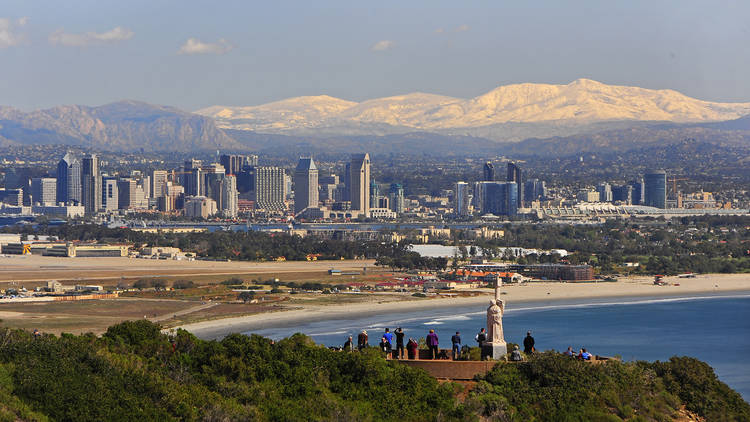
[475,328,487,347]
[407,338,419,359]
[343,335,354,352]
[383,328,394,355]
[379,336,392,358]
[523,331,535,354]
[451,331,462,360]
[394,327,405,359]
[426,329,439,359]
[357,330,369,351]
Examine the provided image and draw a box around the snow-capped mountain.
[196,79,750,141]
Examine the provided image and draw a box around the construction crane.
[667,177,687,196]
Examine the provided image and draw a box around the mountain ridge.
[197,79,750,141]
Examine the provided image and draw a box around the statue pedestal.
[481,341,507,360]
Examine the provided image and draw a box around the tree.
[238,291,256,303]
[172,280,196,290]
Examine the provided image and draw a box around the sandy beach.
[177,273,750,339]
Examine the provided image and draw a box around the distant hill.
[506,120,750,156]
[0,100,242,152]
[197,79,750,141]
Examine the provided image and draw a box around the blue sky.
[1,1,749,110]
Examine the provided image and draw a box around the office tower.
[220,154,245,176]
[319,174,339,185]
[117,179,137,209]
[597,182,613,202]
[644,170,667,209]
[369,180,380,209]
[244,154,259,168]
[253,166,286,211]
[343,162,351,202]
[506,162,524,208]
[101,177,119,211]
[524,179,546,202]
[612,184,633,205]
[31,177,57,206]
[293,157,319,214]
[480,182,518,216]
[81,154,101,214]
[0,188,23,206]
[151,170,168,199]
[220,174,238,217]
[350,153,371,216]
[483,162,495,182]
[184,196,217,219]
[454,182,470,216]
[183,159,203,196]
[628,179,645,205]
[388,183,405,215]
[56,153,81,205]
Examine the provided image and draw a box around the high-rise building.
[389,183,405,215]
[369,180,380,209]
[506,162,524,208]
[524,179,546,202]
[220,174,238,217]
[293,157,319,214]
[81,154,101,214]
[629,179,645,205]
[117,179,137,209]
[483,162,495,182]
[101,177,119,211]
[597,182,613,202]
[151,170,168,199]
[220,154,245,176]
[183,159,203,196]
[343,162,351,202]
[31,177,57,206]
[350,153,371,216]
[454,181,470,217]
[184,196,217,219]
[56,153,81,205]
[644,170,667,209]
[253,166,286,211]
[480,182,518,216]
[612,184,633,205]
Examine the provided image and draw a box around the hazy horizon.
[2,1,750,111]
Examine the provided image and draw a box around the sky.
[1,0,750,111]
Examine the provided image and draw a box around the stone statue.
[486,299,505,343]
[482,278,507,359]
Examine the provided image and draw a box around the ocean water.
[246,294,750,401]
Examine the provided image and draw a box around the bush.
[172,280,196,290]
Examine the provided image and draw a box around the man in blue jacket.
[451,331,462,360]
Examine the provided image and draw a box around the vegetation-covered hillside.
[0,321,747,421]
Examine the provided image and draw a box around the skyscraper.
[183,159,203,196]
[343,162,351,202]
[293,157,319,214]
[31,177,57,205]
[506,162,524,208]
[389,183,405,215]
[117,179,137,209]
[56,153,81,205]
[644,170,667,209]
[220,154,245,176]
[597,182,613,202]
[81,154,101,214]
[483,162,495,181]
[479,181,518,216]
[253,166,286,211]
[101,177,119,211]
[612,184,633,205]
[151,170,168,199]
[350,153,371,216]
[454,181,470,217]
[524,179,546,202]
[220,174,239,218]
[629,179,645,205]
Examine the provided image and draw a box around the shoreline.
[176,273,750,339]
